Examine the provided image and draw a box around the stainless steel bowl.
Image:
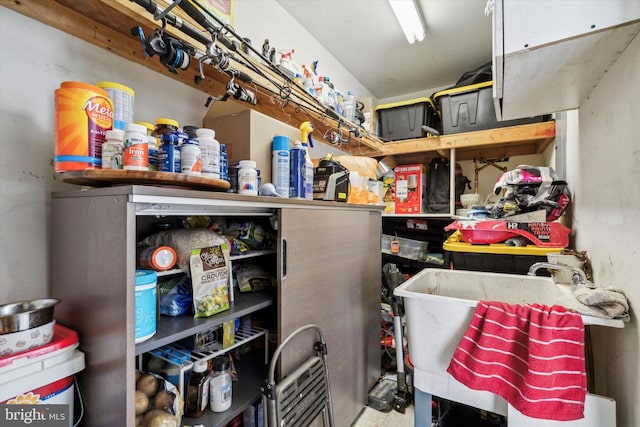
[0,298,61,334]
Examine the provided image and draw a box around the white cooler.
[0,324,85,427]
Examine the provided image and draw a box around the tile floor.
[352,405,415,427]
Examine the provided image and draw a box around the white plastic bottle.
[343,90,356,122]
[238,160,258,195]
[101,129,124,169]
[302,142,314,200]
[123,123,149,171]
[196,128,220,178]
[181,138,201,175]
[209,356,232,412]
[272,135,290,198]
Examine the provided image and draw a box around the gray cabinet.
[51,186,381,427]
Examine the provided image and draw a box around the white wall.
[567,33,639,427]
[233,0,373,101]
[0,9,207,303]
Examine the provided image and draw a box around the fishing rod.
[129,0,360,134]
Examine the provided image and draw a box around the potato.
[135,390,149,415]
[147,357,165,373]
[142,409,177,427]
[135,370,142,383]
[153,390,175,412]
[137,373,159,397]
[135,414,144,427]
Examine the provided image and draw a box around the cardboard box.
[205,108,348,184]
[205,109,299,184]
[358,96,375,133]
[394,164,425,214]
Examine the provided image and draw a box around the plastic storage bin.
[375,97,440,141]
[433,81,549,134]
[381,234,429,261]
[443,230,562,275]
[0,324,85,427]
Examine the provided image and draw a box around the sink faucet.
[528,262,587,283]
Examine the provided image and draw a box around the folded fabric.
[447,301,586,421]
[555,283,630,321]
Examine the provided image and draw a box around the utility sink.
[393,268,624,416]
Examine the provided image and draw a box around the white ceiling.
[275,0,493,100]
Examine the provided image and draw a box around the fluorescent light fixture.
[388,0,425,44]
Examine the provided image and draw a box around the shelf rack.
[141,324,268,397]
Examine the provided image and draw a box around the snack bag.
[190,244,230,317]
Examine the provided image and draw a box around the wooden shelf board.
[342,121,555,160]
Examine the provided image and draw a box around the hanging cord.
[72,376,85,427]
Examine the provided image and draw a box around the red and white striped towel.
[447,301,586,421]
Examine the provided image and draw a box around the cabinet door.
[278,208,381,426]
[493,0,640,120]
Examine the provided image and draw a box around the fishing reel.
[226,78,256,105]
[132,26,193,74]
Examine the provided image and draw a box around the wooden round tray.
[61,169,230,191]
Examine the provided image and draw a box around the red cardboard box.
[394,164,425,214]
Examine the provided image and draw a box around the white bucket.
[0,324,85,427]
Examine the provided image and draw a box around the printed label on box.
[394,164,425,214]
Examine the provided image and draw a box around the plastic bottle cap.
[96,81,135,96]
[105,129,125,141]
[193,360,208,373]
[239,160,256,169]
[273,135,290,151]
[155,118,179,128]
[135,270,157,286]
[125,123,147,134]
[212,356,229,371]
[196,128,216,139]
[135,121,155,134]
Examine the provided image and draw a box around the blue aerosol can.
[272,135,290,198]
[289,140,305,199]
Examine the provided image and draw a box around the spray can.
[272,135,290,198]
[197,128,220,178]
[302,142,314,200]
[289,141,305,199]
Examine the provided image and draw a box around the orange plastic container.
[54,81,114,171]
